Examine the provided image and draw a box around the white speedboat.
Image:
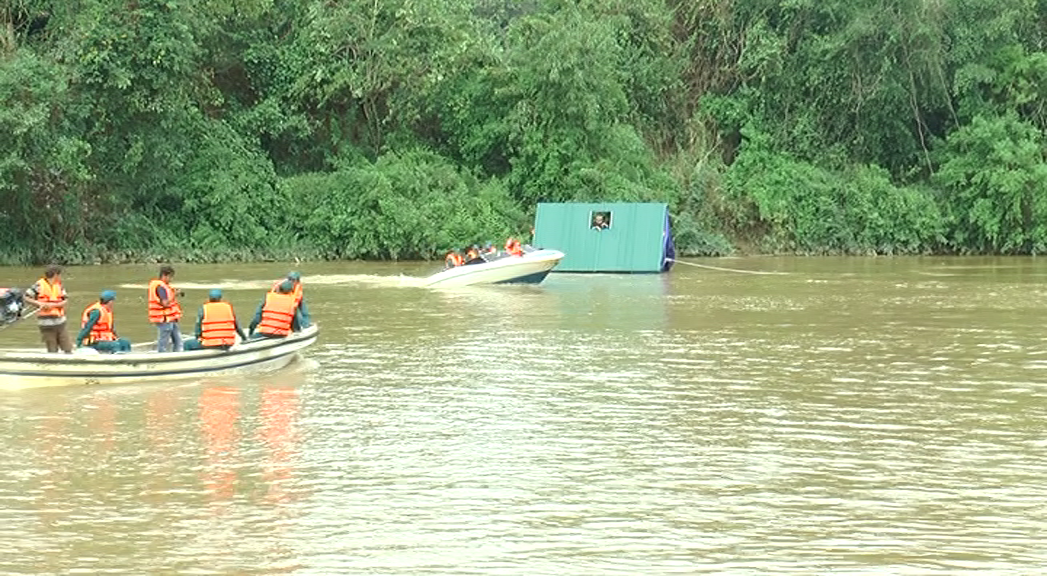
[424,248,565,288]
[0,325,319,389]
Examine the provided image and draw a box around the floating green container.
[533,203,675,273]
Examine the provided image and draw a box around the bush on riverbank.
[1,0,1045,264]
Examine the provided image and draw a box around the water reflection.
[199,387,241,503]
[426,273,672,332]
[259,387,299,506]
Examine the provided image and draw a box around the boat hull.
[424,250,564,288]
[0,324,319,389]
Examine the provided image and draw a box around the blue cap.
[288,271,301,281]
[100,290,117,303]
[209,289,223,301]
[278,280,294,293]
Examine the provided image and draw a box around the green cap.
[209,289,223,301]
[278,280,294,293]
[288,271,301,281]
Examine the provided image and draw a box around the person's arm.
[22,285,41,308]
[233,316,247,341]
[248,298,265,334]
[298,296,311,325]
[156,284,170,307]
[291,308,304,331]
[195,307,204,339]
[75,309,100,346]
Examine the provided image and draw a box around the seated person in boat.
[445,250,464,268]
[248,280,309,339]
[482,242,497,256]
[271,271,311,326]
[463,244,483,264]
[184,289,247,351]
[76,290,132,353]
[504,237,524,256]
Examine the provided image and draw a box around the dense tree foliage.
[1,0,1045,263]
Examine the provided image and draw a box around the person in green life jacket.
[249,280,309,339]
[76,290,132,353]
[184,289,247,351]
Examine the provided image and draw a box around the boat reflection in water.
[0,365,310,573]
[429,271,672,331]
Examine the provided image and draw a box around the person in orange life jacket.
[249,280,308,339]
[76,290,131,353]
[504,237,523,256]
[445,250,464,268]
[148,265,185,352]
[464,245,482,263]
[22,265,72,353]
[184,289,246,351]
[270,271,310,326]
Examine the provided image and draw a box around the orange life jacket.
[148,279,182,323]
[258,292,296,336]
[505,238,523,257]
[200,301,238,347]
[466,248,479,260]
[81,302,116,343]
[445,252,464,267]
[35,278,65,319]
[270,280,303,307]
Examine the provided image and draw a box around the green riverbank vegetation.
[2,0,1045,264]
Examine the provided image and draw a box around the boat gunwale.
[425,250,564,286]
[0,324,320,366]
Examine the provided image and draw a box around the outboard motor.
[0,288,25,325]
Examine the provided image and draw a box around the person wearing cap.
[250,280,309,339]
[76,290,131,353]
[184,289,246,351]
[270,271,310,325]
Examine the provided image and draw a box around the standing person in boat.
[249,280,309,339]
[184,289,246,351]
[76,290,131,353]
[22,265,72,353]
[148,265,184,352]
[271,271,310,326]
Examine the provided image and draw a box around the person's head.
[99,290,117,309]
[159,265,175,281]
[278,280,294,294]
[44,265,62,280]
[594,214,605,225]
[208,289,223,302]
[287,271,301,284]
